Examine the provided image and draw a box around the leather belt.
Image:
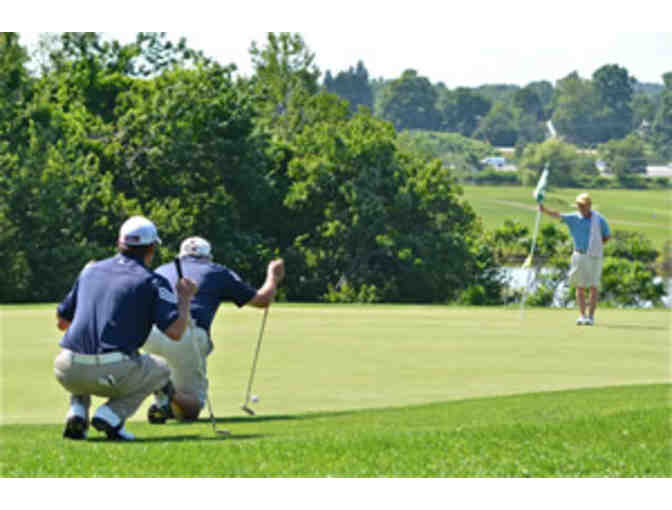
[67,350,129,365]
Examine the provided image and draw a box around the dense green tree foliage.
[598,134,648,178]
[323,61,374,115]
[651,72,672,161]
[439,87,492,137]
[592,64,635,141]
[1,32,666,305]
[1,32,497,304]
[518,139,597,187]
[473,103,519,146]
[378,69,440,131]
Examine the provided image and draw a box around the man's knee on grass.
[171,391,203,421]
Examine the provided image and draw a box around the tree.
[323,60,374,115]
[519,139,597,187]
[38,32,208,123]
[439,87,492,136]
[0,33,33,150]
[651,72,672,161]
[473,102,519,146]
[526,80,554,119]
[552,71,601,145]
[378,69,440,131]
[599,134,647,177]
[592,64,634,141]
[283,111,489,302]
[631,93,656,132]
[249,32,321,140]
[513,86,543,121]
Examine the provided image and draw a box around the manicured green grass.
[2,385,670,476]
[460,185,671,250]
[1,304,670,476]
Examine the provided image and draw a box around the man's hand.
[268,258,285,284]
[176,277,198,302]
[539,203,561,219]
[57,316,71,331]
[249,259,286,308]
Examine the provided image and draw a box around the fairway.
[2,304,669,421]
[1,304,670,476]
[460,185,672,250]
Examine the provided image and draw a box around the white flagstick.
[521,165,549,320]
[520,207,542,320]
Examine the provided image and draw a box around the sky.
[13,0,672,88]
[13,2,672,88]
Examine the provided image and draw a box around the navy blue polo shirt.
[58,254,180,355]
[155,256,257,335]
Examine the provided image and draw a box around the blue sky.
[15,2,672,88]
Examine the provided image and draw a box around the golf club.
[241,305,270,416]
[174,257,230,437]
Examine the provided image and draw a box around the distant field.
[460,185,671,250]
[1,304,670,476]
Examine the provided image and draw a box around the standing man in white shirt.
[539,193,611,325]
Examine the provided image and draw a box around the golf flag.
[533,166,549,203]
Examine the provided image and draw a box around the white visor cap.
[119,216,162,246]
[179,236,212,258]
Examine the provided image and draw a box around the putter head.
[215,429,231,436]
[241,405,256,416]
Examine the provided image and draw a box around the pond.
[501,267,672,308]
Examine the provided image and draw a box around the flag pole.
[520,164,549,320]
[520,207,542,319]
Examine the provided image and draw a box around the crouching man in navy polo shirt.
[143,236,284,423]
[53,216,197,441]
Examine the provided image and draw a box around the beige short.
[568,252,603,288]
[143,324,211,407]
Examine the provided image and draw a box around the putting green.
[1,304,670,424]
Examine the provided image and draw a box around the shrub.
[600,257,666,306]
[323,281,381,303]
[525,284,554,307]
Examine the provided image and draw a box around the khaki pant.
[53,349,170,420]
[143,324,211,407]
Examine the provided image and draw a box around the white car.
[481,157,507,169]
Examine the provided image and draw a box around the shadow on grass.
[601,324,669,331]
[86,433,266,443]
[158,410,358,427]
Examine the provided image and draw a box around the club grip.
[174,257,183,279]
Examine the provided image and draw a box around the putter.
[174,257,230,437]
[241,306,270,416]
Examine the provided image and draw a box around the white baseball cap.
[179,236,212,258]
[119,216,162,246]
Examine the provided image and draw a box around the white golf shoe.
[585,317,595,326]
[92,405,135,441]
[576,316,588,325]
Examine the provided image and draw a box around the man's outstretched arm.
[539,203,562,219]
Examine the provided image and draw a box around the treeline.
[0,32,505,304]
[325,60,672,164]
[1,32,666,306]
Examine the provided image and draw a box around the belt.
[67,350,130,365]
[575,250,587,255]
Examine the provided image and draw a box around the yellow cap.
[575,193,592,206]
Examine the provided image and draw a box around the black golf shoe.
[91,416,135,441]
[147,403,173,424]
[63,415,88,440]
